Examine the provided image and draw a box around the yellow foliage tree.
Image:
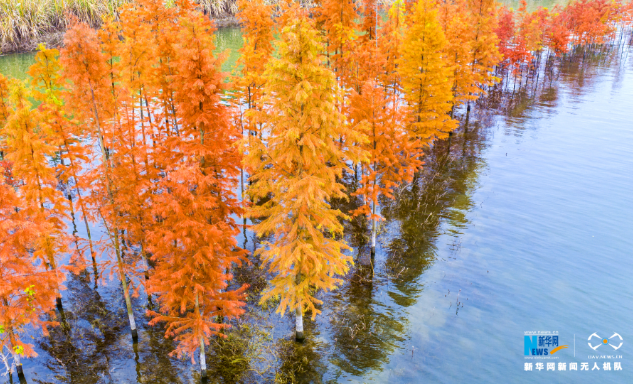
[245,7,365,341]
[398,0,456,145]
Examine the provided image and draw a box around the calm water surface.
[1,26,632,384]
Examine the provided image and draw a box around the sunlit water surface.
[1,24,632,384]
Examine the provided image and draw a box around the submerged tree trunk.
[295,274,305,342]
[447,131,453,156]
[295,306,305,342]
[14,352,26,384]
[29,144,65,312]
[371,200,377,260]
[8,329,27,384]
[200,340,207,379]
[241,125,246,238]
[195,293,208,379]
[121,260,138,341]
[89,88,139,342]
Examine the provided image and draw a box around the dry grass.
[0,0,370,52]
[0,0,131,50]
[198,0,239,17]
[0,0,246,52]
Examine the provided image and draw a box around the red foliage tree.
[495,5,515,68]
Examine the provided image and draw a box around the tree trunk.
[8,329,27,384]
[295,272,305,341]
[371,200,377,260]
[200,340,207,379]
[89,87,139,342]
[14,352,26,384]
[195,293,208,379]
[295,306,305,342]
[66,154,98,283]
[123,276,138,342]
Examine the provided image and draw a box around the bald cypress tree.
[399,0,457,144]
[245,6,365,342]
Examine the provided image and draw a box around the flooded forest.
[0,0,632,383]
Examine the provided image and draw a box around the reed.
[0,0,244,51]
[0,0,131,50]
[198,0,239,17]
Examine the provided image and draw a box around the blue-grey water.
[1,27,632,384]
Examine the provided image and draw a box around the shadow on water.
[36,272,125,384]
[33,271,185,384]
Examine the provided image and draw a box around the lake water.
[1,23,632,384]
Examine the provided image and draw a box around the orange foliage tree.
[234,0,274,126]
[545,6,571,56]
[504,2,531,75]
[115,2,159,283]
[233,0,274,218]
[380,0,407,99]
[137,0,181,142]
[495,5,515,68]
[60,19,140,341]
[0,173,60,382]
[465,0,501,106]
[360,0,379,43]
[350,79,422,258]
[146,4,248,378]
[27,45,97,277]
[2,81,68,312]
[318,0,358,85]
[347,0,384,94]
[439,0,477,114]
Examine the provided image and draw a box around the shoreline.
[0,16,241,56]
